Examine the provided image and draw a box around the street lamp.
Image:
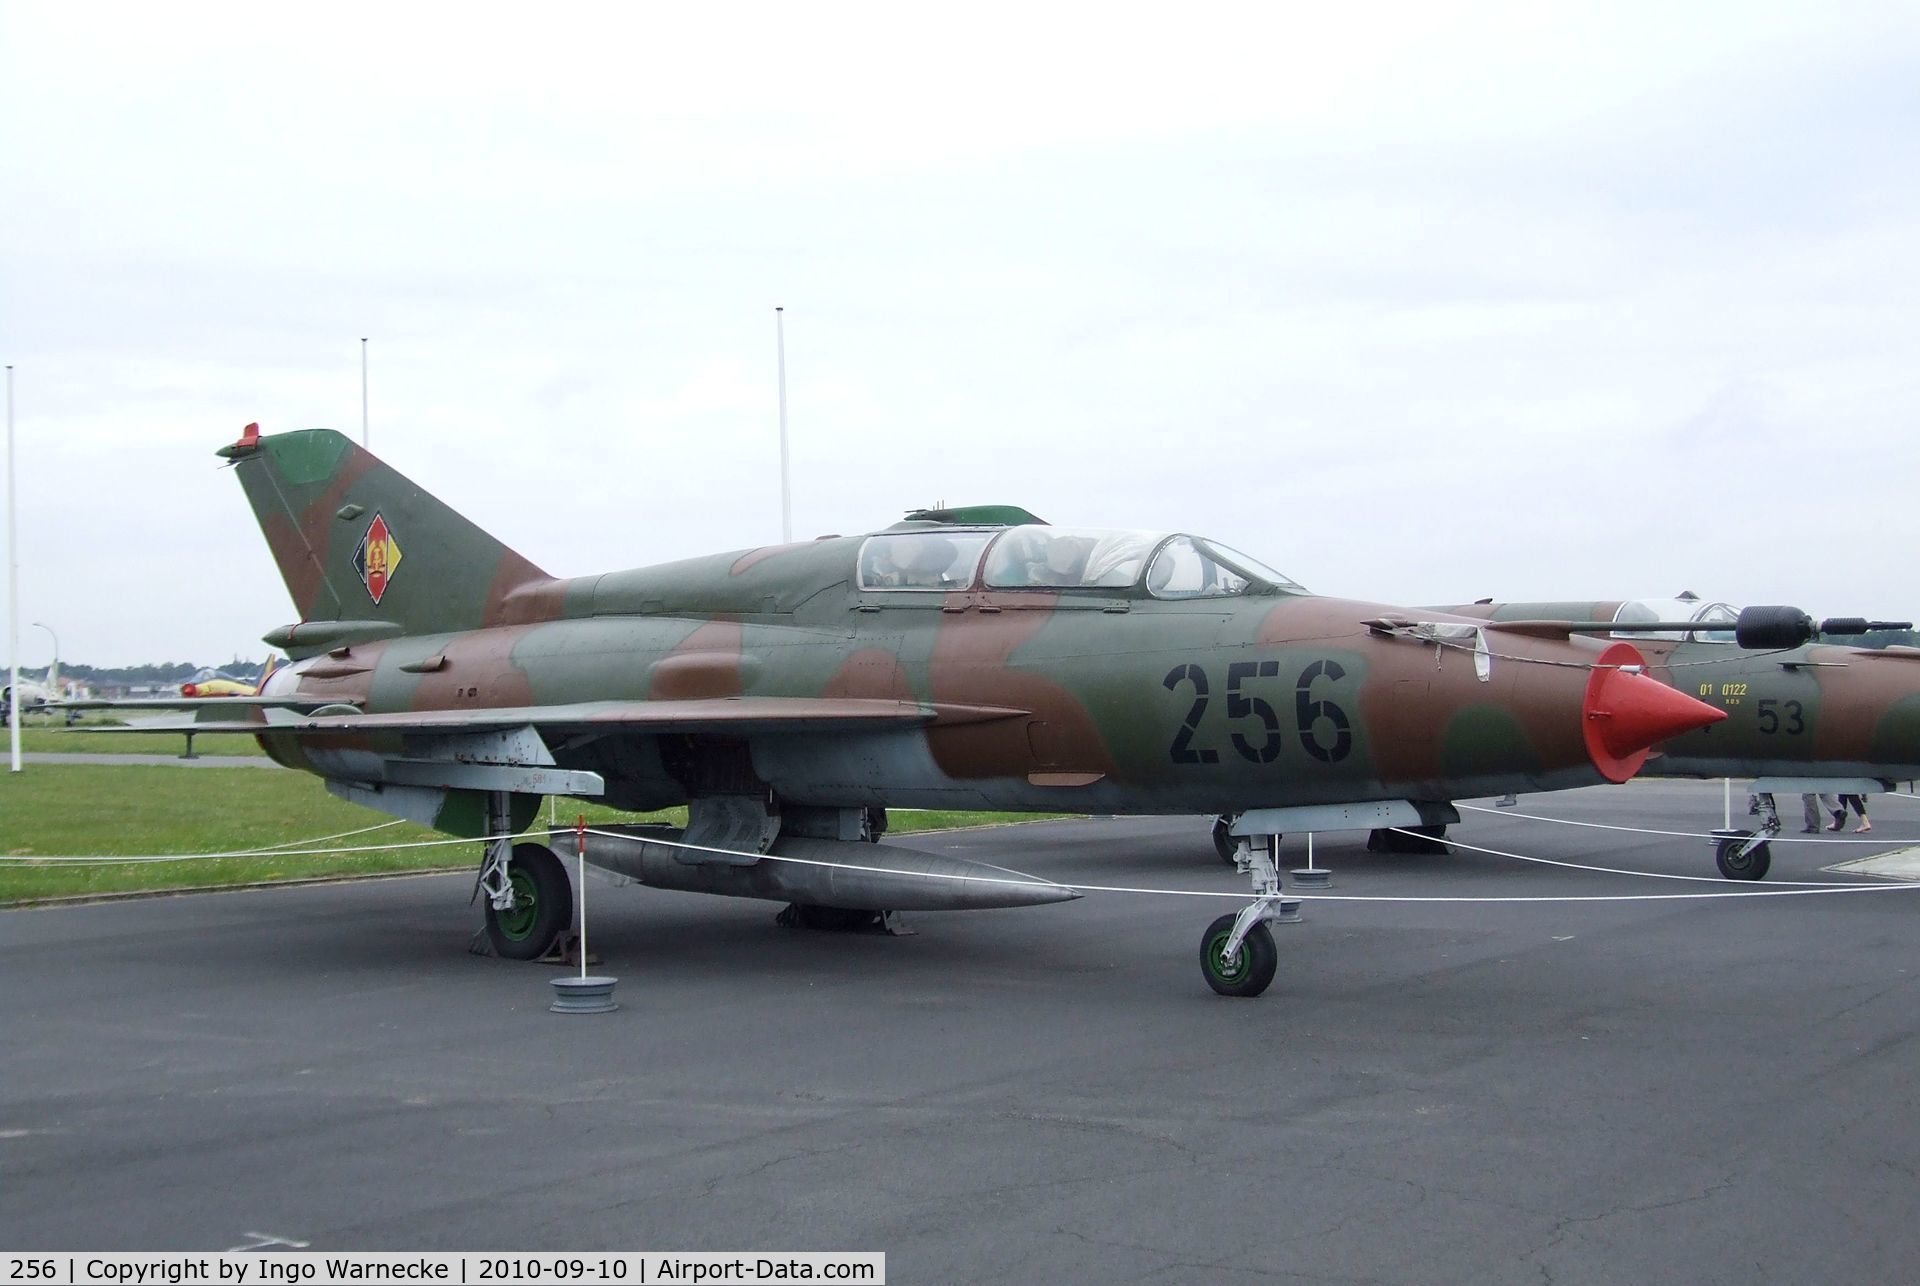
[31,621,56,683]
[32,622,65,723]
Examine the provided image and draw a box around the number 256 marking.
[1163,659,1352,765]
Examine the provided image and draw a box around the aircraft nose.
[1583,642,1727,782]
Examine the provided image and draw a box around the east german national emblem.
[352,512,403,604]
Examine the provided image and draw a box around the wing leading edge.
[68,696,1030,739]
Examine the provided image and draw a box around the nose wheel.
[1201,833,1300,997]
[1712,828,1773,881]
[1201,913,1277,996]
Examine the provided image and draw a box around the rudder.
[218,424,555,640]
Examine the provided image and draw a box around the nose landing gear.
[1713,792,1781,880]
[1201,834,1301,997]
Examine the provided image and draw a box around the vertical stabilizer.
[218,425,555,639]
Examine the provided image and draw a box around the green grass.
[0,763,1072,903]
[9,726,265,756]
[0,765,454,902]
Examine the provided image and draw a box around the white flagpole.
[360,337,370,449]
[776,307,791,543]
[7,364,20,772]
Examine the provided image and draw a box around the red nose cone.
[1582,642,1727,782]
[181,683,199,698]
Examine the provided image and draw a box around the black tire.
[1212,816,1237,864]
[787,905,878,931]
[1715,832,1771,881]
[485,843,572,959]
[1199,913,1277,997]
[1368,823,1449,854]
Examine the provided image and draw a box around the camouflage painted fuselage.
[258,545,1650,816]
[223,429,1716,832]
[1450,602,1920,781]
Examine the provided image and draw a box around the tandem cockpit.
[856,525,1306,599]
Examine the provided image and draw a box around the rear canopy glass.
[857,531,994,590]
[982,527,1164,590]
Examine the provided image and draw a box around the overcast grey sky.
[3,1,1917,667]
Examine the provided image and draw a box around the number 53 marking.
[1756,698,1804,735]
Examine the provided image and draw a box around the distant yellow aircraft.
[180,657,279,699]
[179,677,255,698]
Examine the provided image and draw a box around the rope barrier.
[580,825,1920,906]
[0,826,483,866]
[10,809,1916,910]
[1389,828,1881,888]
[1408,627,1803,673]
[248,818,405,851]
[1455,802,1901,844]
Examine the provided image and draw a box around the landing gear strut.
[476,793,572,959]
[1200,834,1300,997]
[1213,814,1281,865]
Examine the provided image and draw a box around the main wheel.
[1368,824,1449,854]
[1212,816,1237,864]
[784,904,878,931]
[1213,817,1278,864]
[485,843,572,959]
[1199,913,1277,997]
[1714,832,1772,881]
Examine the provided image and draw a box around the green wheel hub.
[485,844,571,962]
[1198,911,1277,997]
[1205,927,1249,985]
[496,868,541,941]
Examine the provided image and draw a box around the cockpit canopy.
[856,526,1304,597]
[1611,598,1739,643]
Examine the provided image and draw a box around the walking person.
[1802,792,1841,833]
[1839,793,1872,833]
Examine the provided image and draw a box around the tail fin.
[218,425,556,639]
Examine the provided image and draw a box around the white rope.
[1409,627,1802,673]
[1456,802,1903,844]
[0,828,491,866]
[247,817,405,851]
[12,814,1917,910]
[579,826,1920,906]
[1391,827,1870,887]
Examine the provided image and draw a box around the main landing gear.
[1367,823,1449,854]
[482,843,572,958]
[476,794,572,959]
[1212,815,1269,864]
[1200,834,1301,997]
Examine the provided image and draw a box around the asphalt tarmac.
[5,780,1919,1282]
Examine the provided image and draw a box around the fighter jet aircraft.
[1441,595,1918,879]
[102,425,1724,996]
[3,666,61,725]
